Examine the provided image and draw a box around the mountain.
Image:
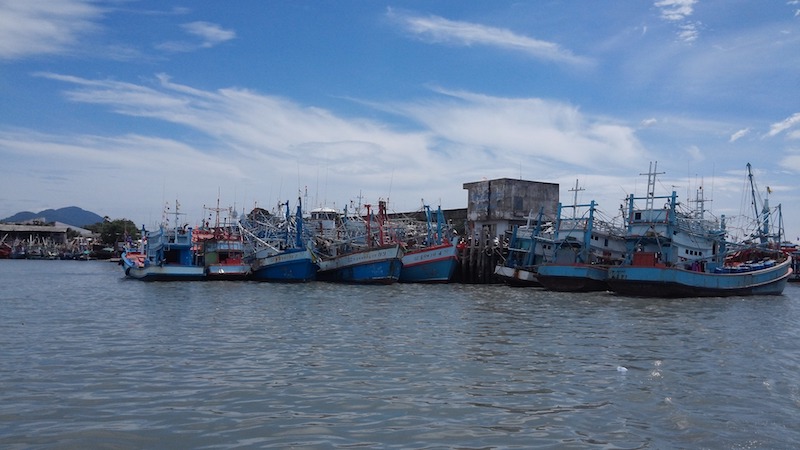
[1,206,105,228]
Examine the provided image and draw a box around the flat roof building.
[463,178,559,240]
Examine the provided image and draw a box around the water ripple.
[1,261,800,448]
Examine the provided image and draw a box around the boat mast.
[523,207,545,267]
[424,204,433,246]
[581,200,596,264]
[364,204,372,248]
[641,161,664,211]
[569,179,584,219]
[436,206,445,245]
[746,163,771,243]
[284,200,291,245]
[164,199,185,231]
[377,200,387,246]
[689,185,710,220]
[295,197,305,249]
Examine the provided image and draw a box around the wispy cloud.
[0,128,247,220]
[641,118,658,128]
[33,72,437,207]
[157,21,235,52]
[685,144,704,162]
[391,87,646,170]
[766,113,800,137]
[182,21,235,47]
[22,73,650,216]
[655,0,697,21]
[121,6,191,16]
[730,128,750,142]
[654,0,700,43]
[0,0,103,59]
[387,9,591,67]
[676,22,701,43]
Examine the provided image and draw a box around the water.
[2,260,800,449]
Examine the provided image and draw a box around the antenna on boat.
[746,162,771,244]
[568,179,584,219]
[164,199,185,230]
[640,161,665,210]
[689,184,711,220]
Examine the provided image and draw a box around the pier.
[456,178,559,284]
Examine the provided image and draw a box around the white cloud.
[157,21,235,52]
[729,128,750,142]
[388,9,591,67]
[393,87,647,170]
[766,113,800,137]
[685,144,704,162]
[32,72,443,212]
[641,118,658,127]
[781,154,800,173]
[654,0,697,22]
[0,129,247,223]
[0,0,102,59]
[654,0,700,43]
[677,22,701,43]
[182,21,235,47]
[19,73,653,219]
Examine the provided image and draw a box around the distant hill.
[1,206,105,228]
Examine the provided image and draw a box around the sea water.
[1,259,799,449]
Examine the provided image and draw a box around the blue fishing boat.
[241,198,318,282]
[493,208,552,286]
[120,201,205,281]
[606,162,792,297]
[311,200,403,284]
[537,189,626,292]
[608,247,791,297]
[399,205,459,283]
[400,242,459,283]
[316,244,403,284]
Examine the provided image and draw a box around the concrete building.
[463,178,559,241]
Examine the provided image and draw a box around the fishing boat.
[240,198,318,282]
[0,234,10,259]
[120,201,205,281]
[783,242,800,282]
[311,200,403,284]
[398,205,459,283]
[400,241,459,283]
[606,162,792,297]
[537,186,626,292]
[493,208,552,286]
[316,244,403,284]
[192,201,251,280]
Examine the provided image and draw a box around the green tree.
[87,219,141,246]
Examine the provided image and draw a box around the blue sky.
[2,0,800,241]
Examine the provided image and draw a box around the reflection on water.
[1,260,799,448]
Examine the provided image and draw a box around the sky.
[1,0,800,242]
